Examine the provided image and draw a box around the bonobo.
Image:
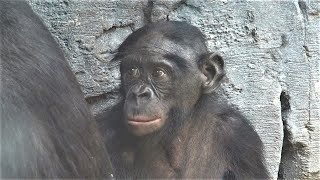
[0,0,113,178]
[97,21,269,179]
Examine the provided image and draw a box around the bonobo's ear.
[199,53,225,94]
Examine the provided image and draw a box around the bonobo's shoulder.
[95,101,126,145]
[202,96,263,145]
[214,104,249,125]
[198,96,254,130]
[95,102,124,130]
[200,98,268,179]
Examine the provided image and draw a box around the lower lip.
[127,118,162,126]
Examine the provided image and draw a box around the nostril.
[137,90,151,99]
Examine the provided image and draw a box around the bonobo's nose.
[137,87,151,98]
[129,85,153,105]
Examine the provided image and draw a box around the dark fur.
[97,21,269,179]
[0,0,113,178]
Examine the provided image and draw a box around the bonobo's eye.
[127,67,140,78]
[151,68,168,81]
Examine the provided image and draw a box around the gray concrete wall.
[27,0,320,179]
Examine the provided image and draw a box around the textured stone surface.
[27,0,319,179]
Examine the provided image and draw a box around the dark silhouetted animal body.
[0,0,113,178]
[97,21,269,179]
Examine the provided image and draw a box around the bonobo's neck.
[194,93,223,112]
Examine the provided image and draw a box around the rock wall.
[27,0,320,179]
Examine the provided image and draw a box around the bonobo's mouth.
[127,116,161,125]
[126,115,165,136]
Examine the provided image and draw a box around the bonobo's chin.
[126,116,166,136]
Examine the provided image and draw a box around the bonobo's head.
[114,21,224,136]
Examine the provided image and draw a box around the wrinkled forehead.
[119,49,186,69]
[118,35,207,64]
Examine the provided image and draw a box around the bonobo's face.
[120,52,204,136]
[116,21,224,136]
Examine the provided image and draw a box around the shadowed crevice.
[278,91,292,179]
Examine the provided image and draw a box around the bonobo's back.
[0,0,113,178]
